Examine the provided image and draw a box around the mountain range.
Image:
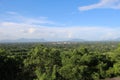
[0,38,46,43]
[1,38,120,43]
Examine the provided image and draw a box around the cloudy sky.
[0,0,120,41]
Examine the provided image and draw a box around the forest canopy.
[0,42,120,80]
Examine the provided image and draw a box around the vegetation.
[0,42,120,80]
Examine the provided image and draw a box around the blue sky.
[0,0,120,41]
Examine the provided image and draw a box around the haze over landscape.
[2,1,120,80]
[0,0,120,41]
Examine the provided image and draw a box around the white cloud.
[3,11,55,25]
[20,27,36,34]
[6,11,18,15]
[28,28,36,33]
[0,21,120,41]
[79,0,120,11]
[0,12,120,41]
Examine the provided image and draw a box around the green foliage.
[0,52,23,80]
[0,42,120,80]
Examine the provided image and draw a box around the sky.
[0,0,120,41]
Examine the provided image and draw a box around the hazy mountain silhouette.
[0,38,46,43]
